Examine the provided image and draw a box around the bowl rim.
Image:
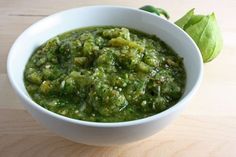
[7,5,203,128]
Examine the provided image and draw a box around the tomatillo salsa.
[24,27,186,122]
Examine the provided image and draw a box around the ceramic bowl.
[7,6,203,146]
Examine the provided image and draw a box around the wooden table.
[1,0,236,156]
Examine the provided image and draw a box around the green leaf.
[204,13,223,62]
[175,8,195,29]
[185,13,223,62]
[183,15,204,29]
[175,9,223,63]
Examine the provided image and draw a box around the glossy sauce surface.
[24,27,186,122]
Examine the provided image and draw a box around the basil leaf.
[175,9,194,29]
[175,9,223,63]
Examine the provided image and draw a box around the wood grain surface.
[1,0,236,156]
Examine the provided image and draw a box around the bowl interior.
[7,6,203,125]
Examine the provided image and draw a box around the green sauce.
[24,26,186,122]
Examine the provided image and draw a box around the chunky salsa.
[24,26,186,122]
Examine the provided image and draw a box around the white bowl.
[7,5,203,146]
